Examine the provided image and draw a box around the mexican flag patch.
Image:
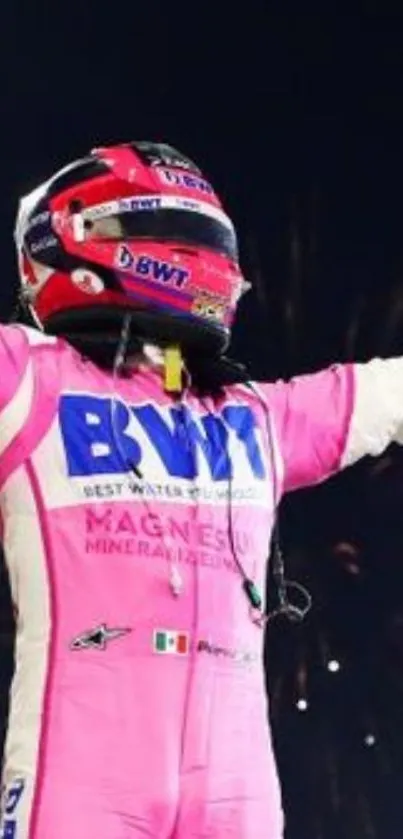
[153,630,189,655]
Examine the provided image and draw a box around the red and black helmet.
[15,141,247,355]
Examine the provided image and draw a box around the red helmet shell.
[16,143,245,352]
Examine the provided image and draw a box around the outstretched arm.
[258,358,403,494]
[0,325,57,476]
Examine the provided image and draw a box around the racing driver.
[1,141,403,839]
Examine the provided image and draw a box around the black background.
[2,4,403,837]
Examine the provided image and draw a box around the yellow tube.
[164,346,182,392]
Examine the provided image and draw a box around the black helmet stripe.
[41,157,108,204]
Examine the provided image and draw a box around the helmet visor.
[83,198,238,261]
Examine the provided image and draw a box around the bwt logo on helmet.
[118,197,162,212]
[116,246,190,289]
[157,168,214,195]
[59,396,267,482]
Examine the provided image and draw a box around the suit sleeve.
[0,324,56,459]
[257,358,403,493]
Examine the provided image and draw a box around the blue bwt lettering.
[159,169,214,195]
[1,821,17,838]
[117,248,189,289]
[1,779,25,839]
[4,780,25,815]
[59,396,266,481]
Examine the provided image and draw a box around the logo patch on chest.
[58,396,267,483]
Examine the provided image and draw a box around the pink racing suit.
[1,324,403,839]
